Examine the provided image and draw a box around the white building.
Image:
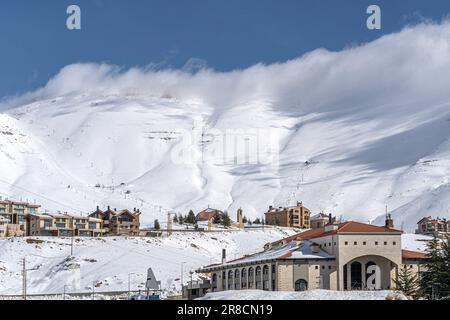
[199,218,427,292]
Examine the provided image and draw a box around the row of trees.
[395,235,450,300]
[152,210,266,230]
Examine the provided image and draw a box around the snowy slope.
[2,22,450,230]
[0,228,298,296]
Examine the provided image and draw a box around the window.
[321,265,325,270]
[363,242,367,245]
[384,242,387,245]
[329,243,331,246]
[354,241,358,245]
[375,241,378,245]
[315,266,319,270]
[324,243,327,247]
[328,266,332,270]
[393,241,397,245]
[345,241,348,245]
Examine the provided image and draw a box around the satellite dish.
[146,268,161,291]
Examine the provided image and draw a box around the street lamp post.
[189,271,194,300]
[128,273,138,299]
[181,262,187,286]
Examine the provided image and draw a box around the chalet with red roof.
[196,207,224,222]
[199,214,428,293]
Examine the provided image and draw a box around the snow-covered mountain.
[2,22,450,231]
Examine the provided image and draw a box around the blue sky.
[1,0,450,99]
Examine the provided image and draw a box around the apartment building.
[89,207,141,236]
[27,213,104,237]
[0,216,7,237]
[0,198,40,237]
[416,216,450,238]
[265,202,311,228]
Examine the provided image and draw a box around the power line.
[0,178,91,213]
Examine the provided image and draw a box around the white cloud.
[3,21,450,114]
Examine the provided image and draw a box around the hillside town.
[1,195,449,300]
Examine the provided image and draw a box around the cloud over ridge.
[5,21,450,114]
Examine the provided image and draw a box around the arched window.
[211,273,217,291]
[241,269,247,289]
[263,265,270,290]
[234,269,240,290]
[228,270,233,290]
[350,261,362,290]
[295,279,308,291]
[255,266,262,289]
[248,267,254,289]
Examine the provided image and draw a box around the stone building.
[199,217,427,293]
[89,207,141,236]
[0,216,7,237]
[27,213,104,237]
[416,216,450,238]
[196,207,224,222]
[0,198,40,236]
[264,202,310,228]
[310,213,331,229]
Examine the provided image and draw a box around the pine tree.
[154,219,160,230]
[173,214,178,223]
[394,264,420,299]
[222,211,231,227]
[179,214,184,225]
[213,214,222,224]
[254,218,261,225]
[242,216,248,224]
[420,235,450,300]
[186,210,196,225]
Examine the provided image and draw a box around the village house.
[264,202,311,228]
[198,215,427,293]
[416,216,450,238]
[89,207,141,236]
[0,198,40,237]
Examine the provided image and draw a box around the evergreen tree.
[154,219,160,230]
[213,214,222,224]
[420,235,450,300]
[221,211,231,227]
[173,214,178,223]
[242,216,248,224]
[394,264,420,299]
[254,218,261,225]
[186,210,196,225]
[179,214,184,225]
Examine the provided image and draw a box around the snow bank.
[198,290,408,300]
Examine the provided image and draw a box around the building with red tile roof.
[199,215,428,294]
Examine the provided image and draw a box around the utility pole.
[167,212,173,236]
[22,257,27,300]
[181,262,187,288]
[92,282,95,300]
[71,217,74,256]
[189,271,194,300]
